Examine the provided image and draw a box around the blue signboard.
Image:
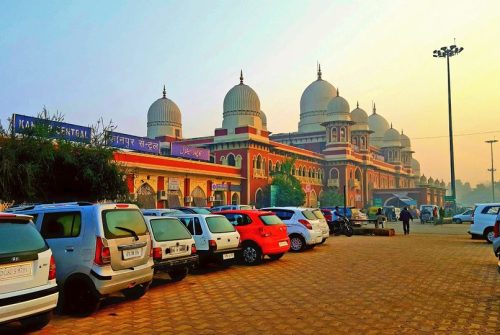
[13,114,91,143]
[171,142,210,161]
[107,131,160,154]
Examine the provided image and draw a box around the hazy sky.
[1,0,499,186]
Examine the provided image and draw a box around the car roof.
[474,203,500,206]
[167,213,222,218]
[213,209,273,215]
[0,212,33,222]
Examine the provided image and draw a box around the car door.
[179,216,207,251]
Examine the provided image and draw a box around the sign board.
[444,195,455,202]
[171,142,210,161]
[168,178,180,191]
[270,185,278,207]
[373,198,383,207]
[12,114,91,143]
[106,131,160,154]
[211,183,228,191]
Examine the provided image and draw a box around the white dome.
[222,71,262,132]
[298,65,337,133]
[147,86,182,139]
[368,104,390,147]
[401,131,412,151]
[411,158,421,176]
[382,126,401,147]
[326,92,351,122]
[260,110,267,131]
[351,103,369,131]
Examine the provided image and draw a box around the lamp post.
[485,139,498,201]
[433,44,464,207]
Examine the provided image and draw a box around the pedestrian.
[432,206,438,223]
[399,206,413,235]
[375,208,386,229]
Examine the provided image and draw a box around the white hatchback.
[0,213,58,331]
[469,203,500,243]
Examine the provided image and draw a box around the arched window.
[329,168,339,179]
[331,127,337,142]
[352,137,358,146]
[268,160,273,173]
[360,137,365,149]
[227,154,236,167]
[340,127,346,142]
[388,151,393,160]
[256,155,262,169]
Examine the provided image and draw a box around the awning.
[393,194,417,206]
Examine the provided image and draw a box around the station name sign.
[106,131,160,154]
[171,142,210,161]
[13,114,91,143]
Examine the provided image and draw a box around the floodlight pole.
[486,139,498,201]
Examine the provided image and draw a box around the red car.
[214,210,290,265]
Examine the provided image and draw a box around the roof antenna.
[317,62,322,80]
[240,70,244,84]
[162,85,166,98]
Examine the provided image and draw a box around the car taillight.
[153,247,162,260]
[494,220,500,238]
[191,243,197,254]
[259,227,271,237]
[209,239,217,251]
[94,236,111,266]
[299,219,312,230]
[48,255,56,280]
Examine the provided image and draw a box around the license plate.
[123,248,142,260]
[0,262,33,281]
[279,241,288,247]
[170,245,187,254]
[222,253,234,260]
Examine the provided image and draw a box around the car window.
[102,209,148,239]
[482,206,500,215]
[273,209,294,220]
[205,216,236,233]
[312,209,325,220]
[192,208,211,214]
[149,218,192,241]
[142,211,157,216]
[239,205,252,210]
[161,210,183,215]
[223,214,252,226]
[179,217,203,235]
[0,223,48,255]
[302,210,317,220]
[260,215,283,225]
[40,211,82,239]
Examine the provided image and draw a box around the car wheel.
[122,282,151,300]
[453,218,462,224]
[242,244,262,265]
[268,253,284,261]
[20,311,52,331]
[484,228,495,244]
[169,267,188,282]
[289,235,305,252]
[64,277,101,315]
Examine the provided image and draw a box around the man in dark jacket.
[399,207,413,235]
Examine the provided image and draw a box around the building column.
[156,176,165,209]
[207,180,213,207]
[184,178,191,206]
[226,182,231,205]
[126,174,135,194]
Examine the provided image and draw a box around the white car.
[143,216,199,281]
[452,209,474,224]
[261,207,324,252]
[170,214,241,264]
[309,208,330,243]
[469,203,500,243]
[141,208,184,216]
[0,213,58,331]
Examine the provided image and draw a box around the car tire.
[122,281,151,300]
[241,244,263,265]
[289,235,306,252]
[169,267,188,282]
[63,277,101,316]
[268,253,284,261]
[20,311,52,331]
[484,228,495,244]
[453,218,462,224]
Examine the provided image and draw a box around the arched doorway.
[231,193,239,205]
[136,183,156,209]
[213,190,226,206]
[309,190,318,208]
[255,189,264,209]
[167,190,183,208]
[191,186,207,207]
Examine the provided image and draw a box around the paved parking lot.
[6,223,500,334]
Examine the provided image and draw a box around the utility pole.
[485,139,498,201]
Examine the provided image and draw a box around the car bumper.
[305,232,323,245]
[154,255,199,272]
[260,238,290,255]
[198,247,242,263]
[0,285,58,324]
[91,262,154,295]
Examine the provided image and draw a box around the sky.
[1,0,499,186]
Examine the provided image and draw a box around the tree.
[0,109,129,204]
[268,157,305,207]
[319,188,344,207]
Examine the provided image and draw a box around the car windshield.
[149,218,192,241]
[205,216,236,233]
[161,210,183,216]
[312,209,325,220]
[302,210,317,220]
[260,214,283,225]
[102,209,148,239]
[192,208,212,214]
[0,222,47,255]
[239,205,253,210]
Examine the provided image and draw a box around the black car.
[172,207,212,214]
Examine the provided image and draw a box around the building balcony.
[327,178,340,188]
[253,169,266,178]
[349,179,360,188]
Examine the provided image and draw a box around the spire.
[162,85,166,98]
[401,129,404,135]
[337,88,339,97]
[357,101,359,108]
[372,101,377,114]
[317,63,322,80]
[240,70,244,84]
[390,122,393,129]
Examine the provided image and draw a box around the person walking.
[432,206,438,223]
[375,208,386,229]
[399,207,413,235]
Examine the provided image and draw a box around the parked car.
[7,202,154,314]
[261,207,323,252]
[169,214,241,264]
[142,208,184,216]
[309,208,330,243]
[493,213,500,273]
[0,213,58,330]
[143,216,198,281]
[214,210,290,265]
[420,205,439,223]
[469,203,500,243]
[211,204,254,212]
[452,209,474,224]
[172,207,212,214]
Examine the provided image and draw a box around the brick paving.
[4,223,500,334]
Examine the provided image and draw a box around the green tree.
[319,187,344,207]
[269,157,305,207]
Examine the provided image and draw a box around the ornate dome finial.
[357,101,359,108]
[240,70,244,84]
[390,122,393,129]
[317,63,322,80]
[337,87,339,97]
[162,85,166,99]
[372,101,377,114]
[401,129,404,134]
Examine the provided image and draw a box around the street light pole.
[485,139,498,201]
[433,44,464,207]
